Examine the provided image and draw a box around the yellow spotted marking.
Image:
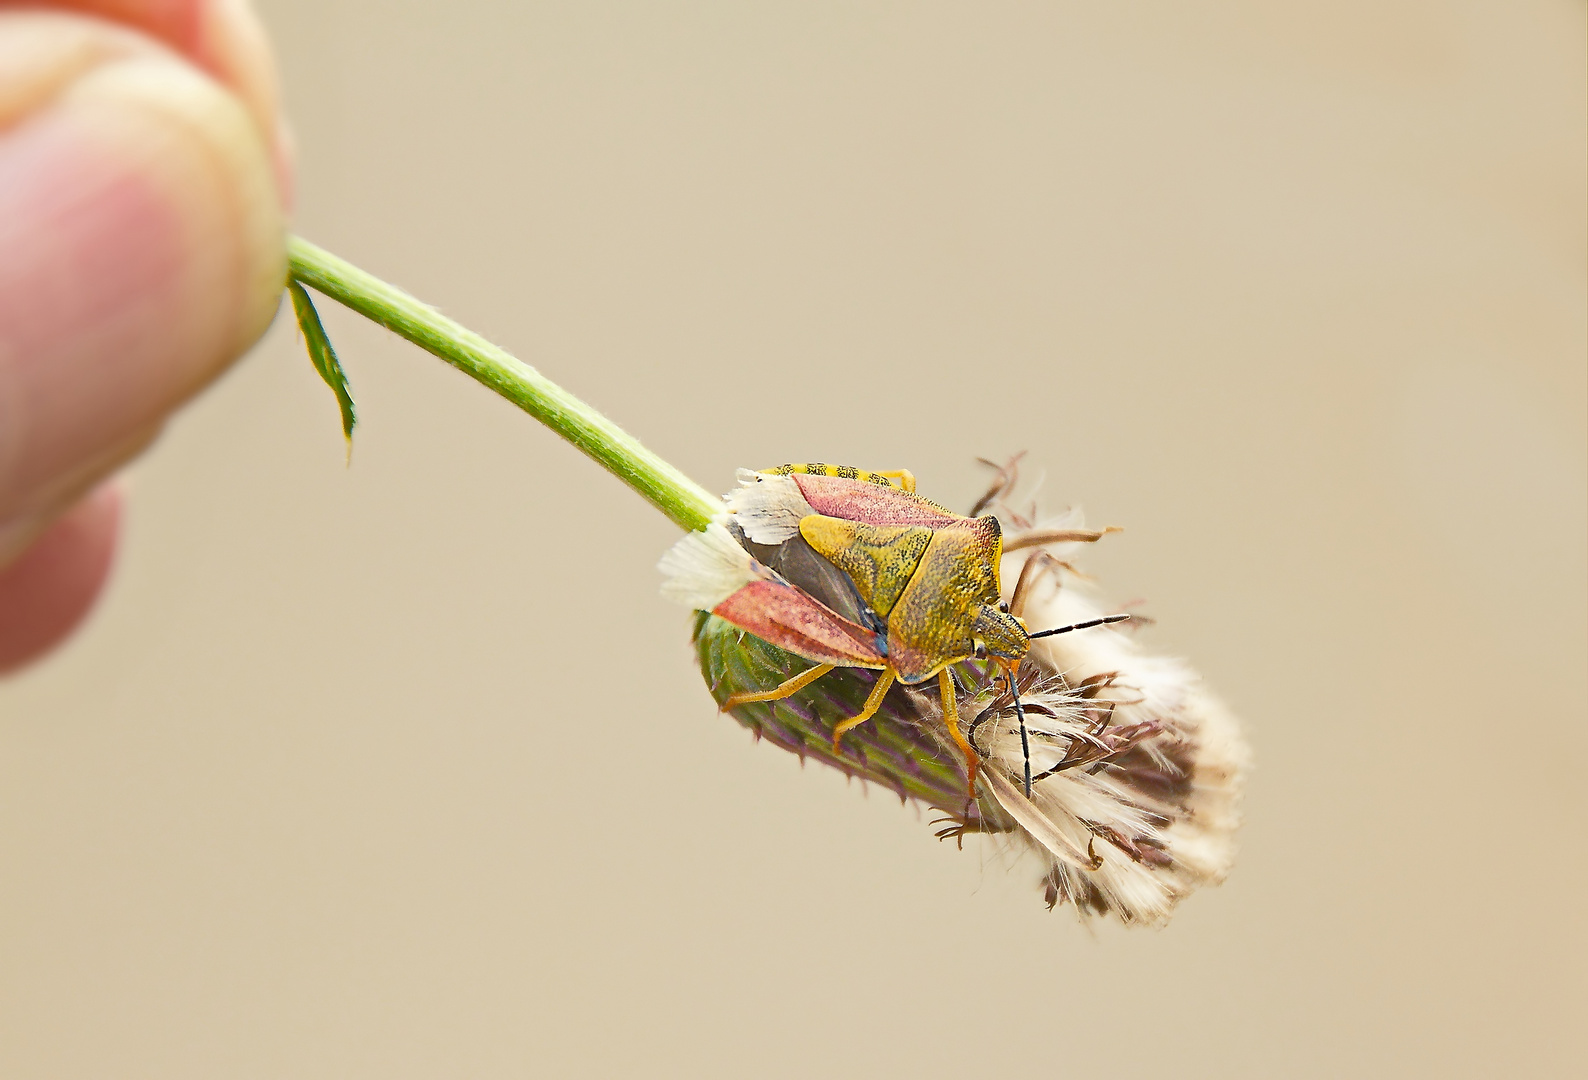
[763,463,916,493]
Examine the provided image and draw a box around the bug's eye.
[973,644,987,659]
[998,601,1010,613]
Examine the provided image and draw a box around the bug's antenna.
[1029,613,1132,639]
[1008,668,1033,798]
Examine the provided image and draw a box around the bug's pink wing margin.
[713,579,887,669]
[790,473,964,528]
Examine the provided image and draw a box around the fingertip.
[0,41,286,518]
[63,51,289,348]
[0,484,122,675]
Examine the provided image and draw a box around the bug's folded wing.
[713,580,887,669]
[787,473,962,528]
[659,523,885,669]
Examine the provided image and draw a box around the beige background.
[2,2,1584,1076]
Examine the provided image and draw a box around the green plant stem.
[287,235,720,532]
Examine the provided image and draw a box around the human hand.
[0,1,289,672]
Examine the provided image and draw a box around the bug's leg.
[872,469,916,493]
[721,663,836,710]
[830,668,896,752]
[938,668,981,803]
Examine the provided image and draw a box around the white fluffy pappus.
[657,522,760,612]
[723,470,812,545]
[970,507,1249,924]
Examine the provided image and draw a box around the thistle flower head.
[973,525,1246,920]
[662,460,1249,924]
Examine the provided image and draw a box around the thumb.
[0,8,287,665]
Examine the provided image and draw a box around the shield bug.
[659,463,1129,800]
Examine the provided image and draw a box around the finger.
[0,483,121,675]
[17,0,292,198]
[0,420,156,567]
[0,9,286,526]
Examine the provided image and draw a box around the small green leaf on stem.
[288,280,357,453]
[286,236,720,531]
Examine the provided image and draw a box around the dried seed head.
[665,462,1249,924]
[976,529,1248,923]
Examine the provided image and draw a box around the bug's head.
[972,603,1030,662]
